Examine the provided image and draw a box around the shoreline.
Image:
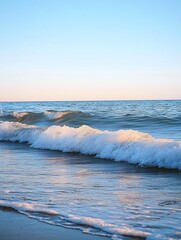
[0,210,110,240]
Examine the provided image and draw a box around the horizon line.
[0,98,180,103]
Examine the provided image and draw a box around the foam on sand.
[0,200,149,239]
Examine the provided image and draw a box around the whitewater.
[0,100,181,240]
[0,121,181,170]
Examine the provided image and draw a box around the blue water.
[0,100,181,239]
[0,100,181,139]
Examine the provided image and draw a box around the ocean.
[0,100,180,239]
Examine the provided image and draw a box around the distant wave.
[0,121,180,170]
[1,110,181,133]
[0,110,90,126]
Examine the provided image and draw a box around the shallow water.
[0,142,181,239]
[0,100,181,239]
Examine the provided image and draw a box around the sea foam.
[0,121,180,170]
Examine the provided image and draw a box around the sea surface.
[0,100,181,239]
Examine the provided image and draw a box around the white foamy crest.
[0,121,41,143]
[0,121,181,170]
[44,111,71,120]
[12,112,28,118]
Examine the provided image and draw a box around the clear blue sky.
[0,0,181,101]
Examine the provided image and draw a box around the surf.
[0,121,180,170]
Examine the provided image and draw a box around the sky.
[0,0,181,101]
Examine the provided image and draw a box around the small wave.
[0,111,44,124]
[0,121,181,170]
[0,205,20,213]
[2,189,13,194]
[0,200,148,239]
[0,111,28,119]
[0,200,58,215]
[63,214,149,239]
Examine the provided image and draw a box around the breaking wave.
[0,121,180,170]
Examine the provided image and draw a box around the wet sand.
[0,210,110,240]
